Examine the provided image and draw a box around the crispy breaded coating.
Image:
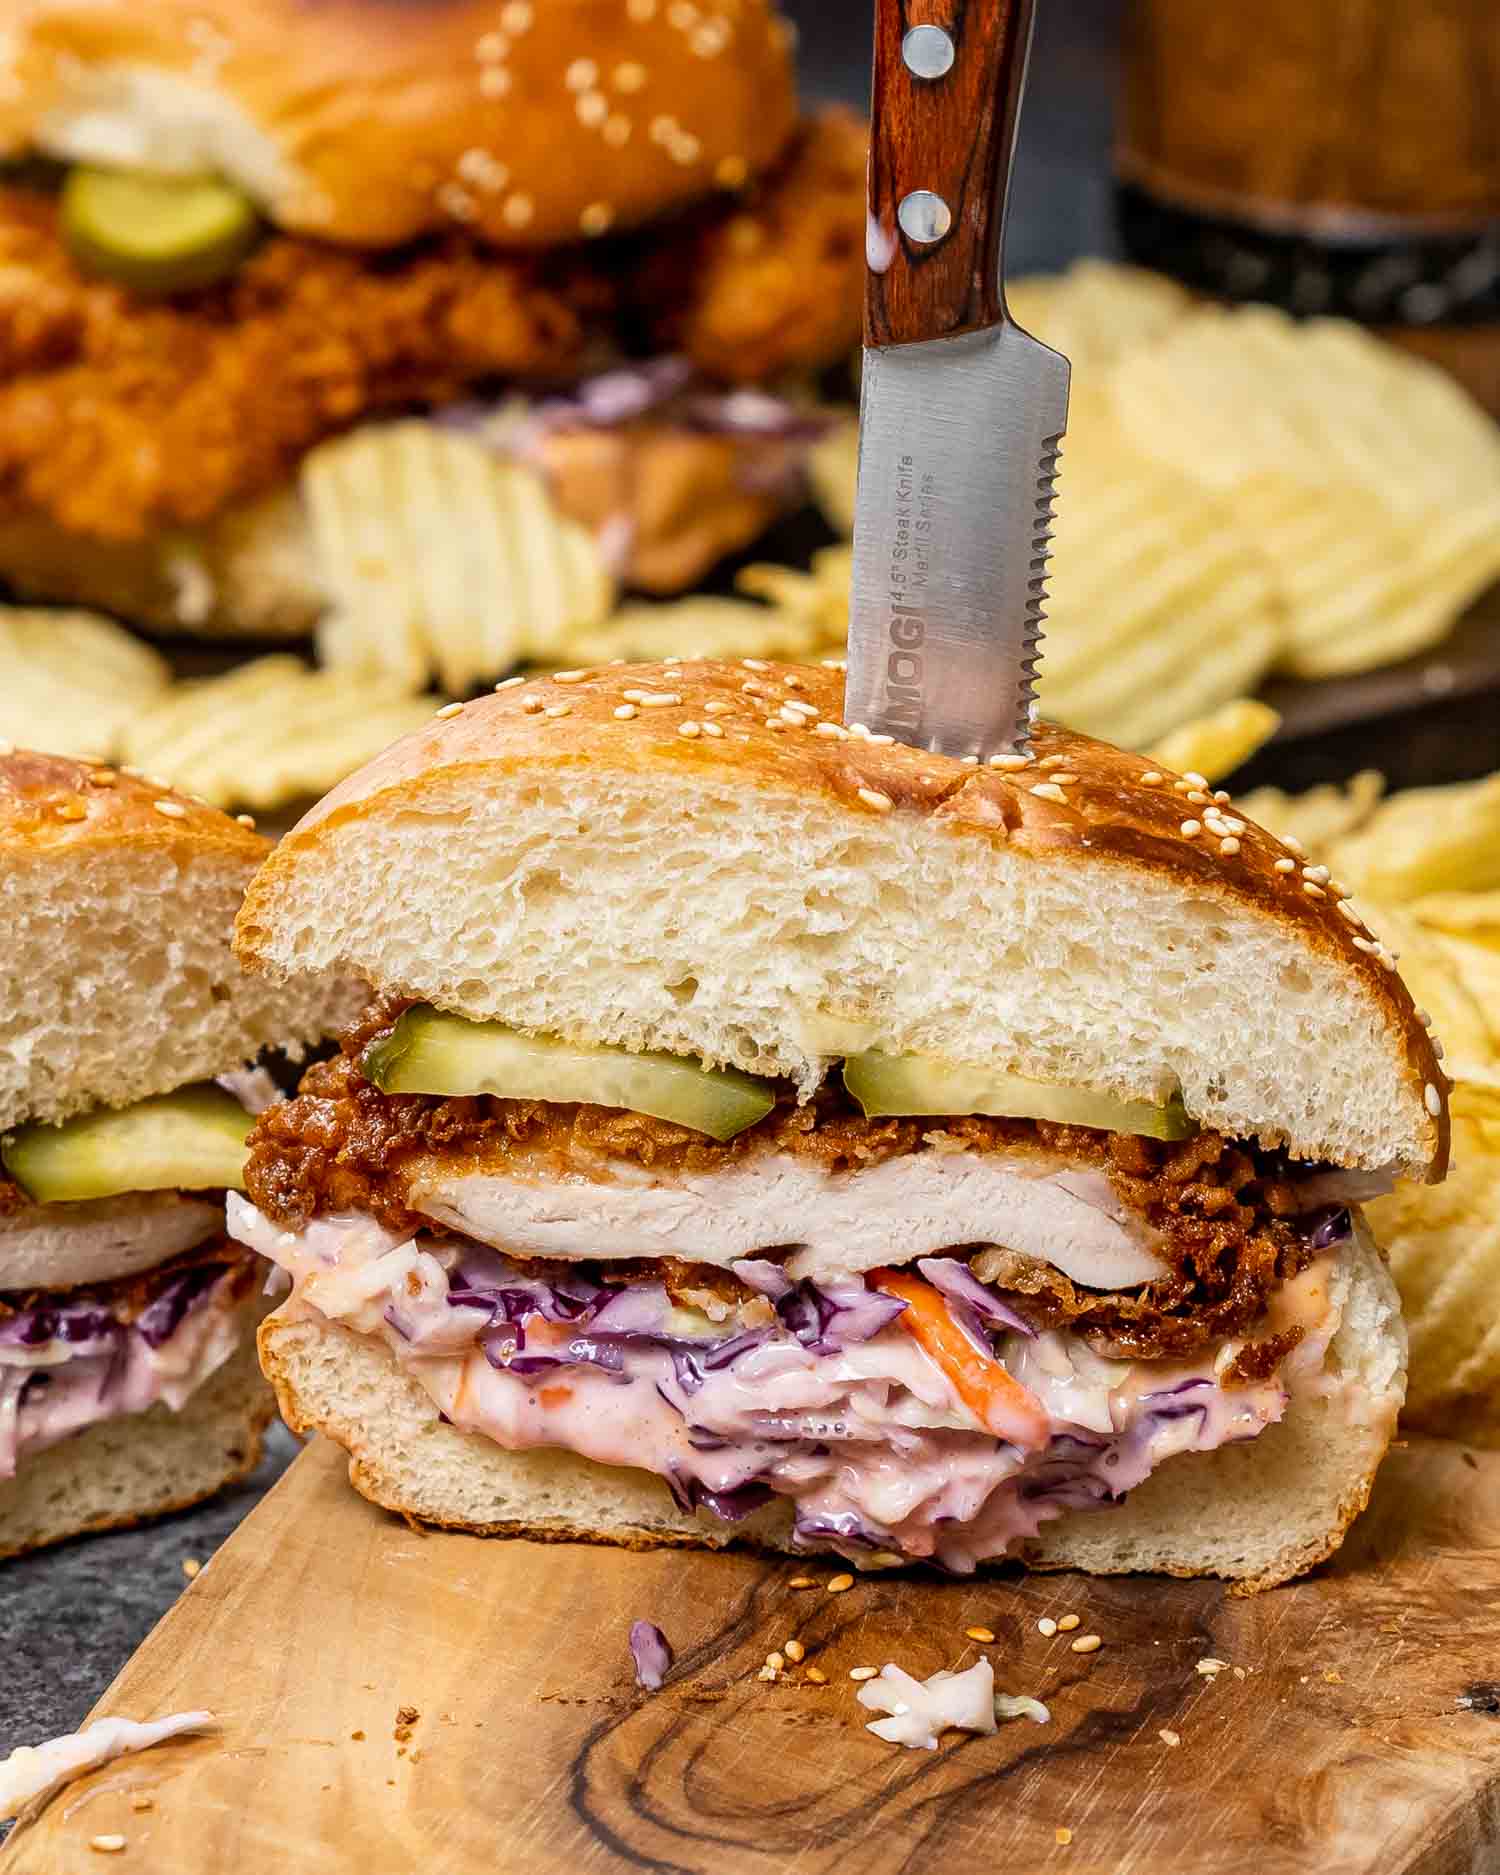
[636,107,867,384]
[0,189,591,541]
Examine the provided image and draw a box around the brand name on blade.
[882,454,938,729]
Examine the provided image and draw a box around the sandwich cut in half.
[0,753,354,1559]
[230,662,1446,1589]
[0,0,864,640]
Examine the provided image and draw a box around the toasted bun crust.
[0,750,360,1129]
[236,661,1450,1179]
[257,1216,1405,1592]
[0,0,797,250]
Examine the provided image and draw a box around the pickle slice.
[842,1051,1193,1140]
[61,166,260,293]
[362,1007,777,1142]
[2,1085,254,1203]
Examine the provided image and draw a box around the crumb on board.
[1159,1728,1181,1747]
[1055,1826,1073,1846]
[1057,1615,1080,1633]
[180,1559,201,1580]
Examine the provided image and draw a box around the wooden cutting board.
[6,1434,1500,1874]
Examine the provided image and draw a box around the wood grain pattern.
[6,1435,1500,1875]
[866,0,1034,347]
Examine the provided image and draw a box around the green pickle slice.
[842,1050,1193,1140]
[362,1008,778,1143]
[2,1085,255,1203]
[61,166,260,293]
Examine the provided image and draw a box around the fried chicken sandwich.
[0,752,353,1557]
[228,661,1445,1587]
[0,1,864,639]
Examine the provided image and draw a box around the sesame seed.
[236,814,257,829]
[815,722,849,739]
[1303,883,1325,899]
[961,754,979,766]
[783,699,818,717]
[756,1665,778,1682]
[1415,1008,1432,1027]
[437,182,478,221]
[1140,771,1164,784]
[89,1839,127,1856]
[1183,771,1209,788]
[1432,1037,1445,1059]
[1031,783,1068,805]
[765,1651,784,1672]
[965,1626,996,1644]
[543,703,571,719]
[614,704,638,719]
[145,774,171,791]
[502,193,535,228]
[701,721,724,738]
[766,719,786,731]
[1302,863,1330,882]
[1275,857,1297,873]
[55,801,85,821]
[1159,1729,1181,1747]
[788,1576,816,1589]
[614,59,648,91]
[603,113,632,146]
[552,669,588,683]
[580,201,614,235]
[805,1666,827,1684]
[1220,837,1240,855]
[784,1640,805,1663]
[702,699,731,715]
[849,1666,878,1682]
[827,1572,855,1593]
[1352,935,1377,952]
[88,768,116,786]
[668,0,698,26]
[1047,771,1078,785]
[1283,835,1305,855]
[846,721,870,738]
[1056,1614,1080,1632]
[1179,819,1202,837]
[1337,899,1363,923]
[649,113,679,143]
[500,0,533,27]
[856,789,893,814]
[522,697,545,714]
[1377,948,1398,970]
[1425,1082,1442,1116]
[153,799,187,819]
[565,57,598,90]
[627,0,656,17]
[1186,790,1208,805]
[677,721,701,738]
[475,30,507,59]
[637,692,682,707]
[868,733,895,746]
[1038,753,1069,769]
[1219,817,1246,835]
[1070,1634,1103,1654]
[1038,1617,1058,1637]
[479,65,512,95]
[1214,789,1231,803]
[1196,1657,1228,1676]
[715,154,749,187]
[777,707,806,727]
[435,700,465,719]
[1329,878,1350,899]
[991,752,1032,769]
[742,658,769,671]
[495,675,525,689]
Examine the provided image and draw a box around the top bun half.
[234,661,1451,1182]
[0,751,359,1131]
[0,0,798,249]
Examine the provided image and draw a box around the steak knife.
[845,0,1071,758]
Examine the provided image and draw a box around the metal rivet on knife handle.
[897,190,952,244]
[902,24,955,79]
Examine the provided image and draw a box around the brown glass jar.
[1114,0,1500,404]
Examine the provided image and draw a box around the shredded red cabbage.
[628,1619,674,1690]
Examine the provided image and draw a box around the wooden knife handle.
[866,0,1037,349]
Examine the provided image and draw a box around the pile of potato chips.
[789,260,1500,745]
[1240,770,1500,1442]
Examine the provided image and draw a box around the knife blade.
[846,0,1070,759]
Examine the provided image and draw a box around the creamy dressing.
[0,1279,244,1479]
[230,1197,1342,1571]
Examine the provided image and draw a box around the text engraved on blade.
[883,453,940,733]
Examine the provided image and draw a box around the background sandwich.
[0,0,864,655]
[229,662,1447,1588]
[0,750,353,1558]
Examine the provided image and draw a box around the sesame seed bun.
[0,0,798,250]
[233,661,1451,1181]
[0,750,360,1131]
